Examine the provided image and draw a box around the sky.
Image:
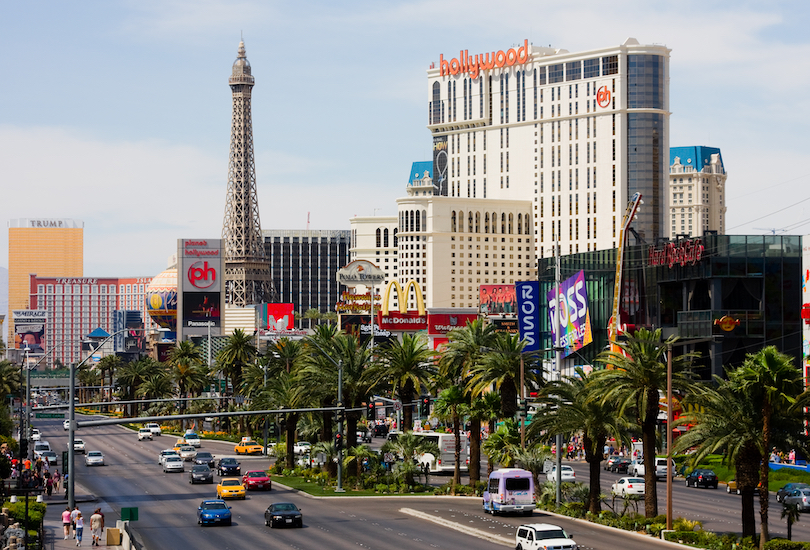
[1,0,809,277]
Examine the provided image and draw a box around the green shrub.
[3,498,45,531]
[375,483,388,493]
[763,540,810,550]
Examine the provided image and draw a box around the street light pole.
[554,243,563,506]
[335,360,345,493]
[263,363,269,457]
[666,344,673,531]
[23,346,31,462]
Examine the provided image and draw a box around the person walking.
[46,475,53,498]
[70,506,81,538]
[53,470,61,491]
[62,506,72,539]
[90,508,104,546]
[75,512,84,546]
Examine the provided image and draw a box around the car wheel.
[727,486,731,493]
[517,545,523,550]
[226,519,232,526]
[523,510,533,517]
[737,489,741,495]
[198,518,201,525]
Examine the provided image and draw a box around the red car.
[242,470,272,491]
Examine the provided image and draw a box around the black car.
[685,469,719,489]
[604,454,621,471]
[264,502,303,528]
[218,457,241,476]
[189,464,214,484]
[777,483,810,503]
[194,452,216,467]
[610,457,632,474]
[372,424,389,438]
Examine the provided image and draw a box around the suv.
[72,439,86,454]
[631,459,645,477]
[138,428,153,441]
[515,523,578,550]
[146,423,162,436]
[31,428,41,441]
[183,432,201,447]
[655,457,676,481]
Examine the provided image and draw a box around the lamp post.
[10,489,43,550]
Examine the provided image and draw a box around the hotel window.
[602,55,618,75]
[583,58,600,79]
[549,64,563,84]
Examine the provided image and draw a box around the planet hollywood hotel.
[427,38,670,258]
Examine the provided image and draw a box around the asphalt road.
[33,415,810,549]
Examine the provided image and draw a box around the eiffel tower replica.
[222,40,274,307]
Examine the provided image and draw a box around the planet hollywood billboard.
[177,239,224,340]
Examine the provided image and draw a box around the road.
[33,415,810,548]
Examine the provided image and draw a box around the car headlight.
[273,515,282,520]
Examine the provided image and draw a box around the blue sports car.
[197,499,232,526]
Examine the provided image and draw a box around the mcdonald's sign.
[378,280,428,331]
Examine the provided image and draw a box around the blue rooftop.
[408,161,433,185]
[670,146,724,172]
[87,327,110,338]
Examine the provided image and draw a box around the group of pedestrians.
[61,505,105,546]
[10,455,62,497]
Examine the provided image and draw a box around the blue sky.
[2,0,808,277]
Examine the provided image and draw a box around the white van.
[387,431,469,473]
[483,468,536,515]
[34,441,51,460]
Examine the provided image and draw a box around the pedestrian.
[53,470,61,491]
[46,475,53,498]
[75,512,84,546]
[71,505,81,538]
[90,508,104,546]
[62,506,72,540]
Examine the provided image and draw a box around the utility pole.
[554,242,563,506]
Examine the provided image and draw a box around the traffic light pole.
[335,360,344,493]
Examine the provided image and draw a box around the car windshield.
[163,451,178,456]
[186,433,199,438]
[242,441,258,446]
[197,453,212,459]
[88,452,102,457]
[192,466,210,472]
[221,458,237,465]
[181,446,195,451]
[628,478,644,483]
[222,479,240,486]
[166,457,181,462]
[202,502,227,510]
[536,529,568,540]
[271,503,298,512]
[74,440,83,444]
[247,471,266,478]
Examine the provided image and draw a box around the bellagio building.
[427,37,670,258]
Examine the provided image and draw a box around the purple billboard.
[547,270,593,357]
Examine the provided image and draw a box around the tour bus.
[387,431,469,473]
[482,468,535,515]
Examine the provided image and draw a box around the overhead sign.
[547,270,593,357]
[428,313,479,335]
[336,260,386,287]
[439,39,530,79]
[491,318,519,334]
[515,281,540,352]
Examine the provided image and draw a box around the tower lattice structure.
[222,41,274,307]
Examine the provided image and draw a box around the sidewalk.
[40,484,125,550]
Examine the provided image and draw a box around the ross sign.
[336,260,385,287]
[428,313,479,335]
[515,281,540,352]
[547,270,593,358]
[13,310,47,355]
[597,85,611,108]
[439,39,529,79]
[479,285,517,316]
[377,311,428,331]
[647,238,704,268]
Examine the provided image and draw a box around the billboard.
[178,238,224,340]
[264,303,294,331]
[182,292,221,328]
[547,270,593,357]
[515,281,540,352]
[427,313,479,335]
[491,318,519,334]
[377,311,428,331]
[433,136,448,196]
[479,285,517,316]
[13,310,46,355]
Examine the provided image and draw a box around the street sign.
[121,507,139,521]
[384,453,395,463]
[35,413,65,419]
[393,401,402,412]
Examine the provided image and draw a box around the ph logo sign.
[188,261,217,290]
[597,85,611,108]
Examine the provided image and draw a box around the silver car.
[85,451,105,466]
[784,489,810,511]
[179,445,198,461]
[163,456,184,473]
[159,449,179,465]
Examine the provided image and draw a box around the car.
[604,453,621,470]
[234,439,263,455]
[31,428,41,441]
[216,478,246,500]
[610,457,633,474]
[293,441,312,455]
[63,419,70,431]
[515,523,577,550]
[189,464,214,484]
[685,469,719,489]
[184,432,201,448]
[172,438,188,452]
[194,451,216,467]
[34,442,51,460]
[546,465,576,483]
[778,483,810,503]
[158,449,179,465]
[726,478,764,495]
[265,443,276,456]
[40,450,57,465]
[138,428,153,441]
[264,502,303,528]
[163,456,184,473]
[631,459,645,477]
[611,477,646,497]
[85,451,105,466]
[357,430,372,444]
[179,445,198,461]
[146,423,162,436]
[197,499,232,526]
[71,439,86,454]
[217,457,241,476]
[784,489,810,511]
[242,470,272,491]
[655,457,676,480]
[372,424,389,438]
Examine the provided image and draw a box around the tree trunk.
[584,433,603,513]
[452,408,461,489]
[759,402,772,550]
[487,418,496,476]
[642,388,659,518]
[501,377,518,418]
[469,417,481,486]
[737,443,761,538]
[401,381,415,432]
[285,413,299,469]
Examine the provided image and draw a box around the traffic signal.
[279,416,287,433]
[367,401,375,419]
[421,397,430,416]
[334,432,343,451]
[269,423,278,438]
[19,438,28,459]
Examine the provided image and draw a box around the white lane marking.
[399,508,512,547]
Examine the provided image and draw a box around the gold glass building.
[8,218,83,344]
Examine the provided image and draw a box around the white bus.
[387,431,469,473]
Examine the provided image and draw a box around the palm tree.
[96,355,122,404]
[303,308,321,328]
[0,361,22,401]
[482,418,521,468]
[513,445,552,502]
[117,357,164,416]
[344,444,377,489]
[592,327,696,518]
[433,386,466,488]
[733,346,805,549]
[136,373,174,402]
[381,431,440,486]
[168,341,207,429]
[529,367,630,513]
[216,329,258,397]
[782,503,800,541]
[468,392,503,476]
[366,334,435,432]
[440,319,497,485]
[76,366,101,403]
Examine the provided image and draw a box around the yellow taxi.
[172,438,187,452]
[216,477,246,500]
[234,438,263,455]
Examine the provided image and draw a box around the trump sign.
[547,270,593,357]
